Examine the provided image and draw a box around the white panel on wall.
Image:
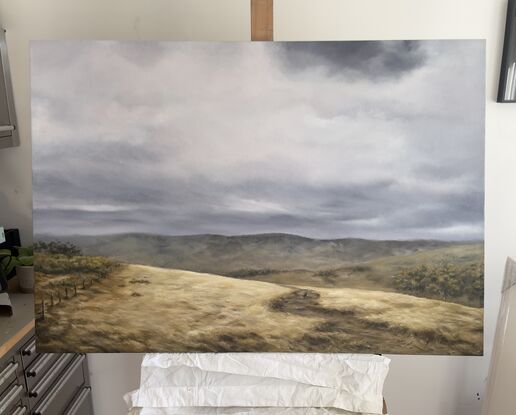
[481,258,516,415]
[87,354,144,415]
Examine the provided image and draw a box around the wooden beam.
[0,320,34,360]
[251,0,273,41]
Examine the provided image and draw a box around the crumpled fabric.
[124,353,390,415]
[126,409,377,415]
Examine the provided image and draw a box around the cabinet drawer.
[0,381,24,415]
[18,340,37,370]
[0,360,20,394]
[63,387,92,415]
[28,354,74,408]
[32,355,85,415]
[24,355,59,391]
[10,405,28,415]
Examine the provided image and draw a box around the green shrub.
[34,241,82,257]
[35,253,119,278]
[227,268,278,278]
[348,265,372,273]
[393,261,483,305]
[314,270,338,278]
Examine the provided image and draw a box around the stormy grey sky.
[31,40,485,240]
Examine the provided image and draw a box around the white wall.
[87,353,144,415]
[0,1,515,414]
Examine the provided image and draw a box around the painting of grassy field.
[32,40,484,354]
[34,235,483,354]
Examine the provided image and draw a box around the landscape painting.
[32,40,485,354]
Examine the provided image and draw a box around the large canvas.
[32,40,485,354]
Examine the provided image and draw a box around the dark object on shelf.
[0,228,21,248]
[498,0,516,102]
[0,229,20,292]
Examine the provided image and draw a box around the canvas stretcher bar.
[251,0,273,41]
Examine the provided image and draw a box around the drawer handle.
[29,354,74,398]
[27,354,54,377]
[0,125,15,133]
[33,355,85,415]
[0,384,23,414]
[65,387,91,415]
[11,406,27,415]
[0,362,18,389]
[21,340,36,356]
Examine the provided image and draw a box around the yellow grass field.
[35,264,483,354]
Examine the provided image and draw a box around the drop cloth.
[125,353,390,415]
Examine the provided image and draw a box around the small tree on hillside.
[34,241,82,257]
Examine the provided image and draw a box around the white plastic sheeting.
[125,354,390,415]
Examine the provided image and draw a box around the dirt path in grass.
[268,288,482,354]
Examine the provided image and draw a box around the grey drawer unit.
[0,330,93,415]
[19,340,37,371]
[32,355,86,415]
[63,387,92,415]
[0,352,27,415]
[11,406,28,415]
[25,354,59,391]
[0,357,21,393]
[0,379,24,414]
[27,353,75,408]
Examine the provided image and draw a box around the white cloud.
[31,40,485,240]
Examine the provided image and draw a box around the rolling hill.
[35,263,483,354]
[35,232,481,274]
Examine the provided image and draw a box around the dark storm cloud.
[33,172,483,240]
[275,41,427,78]
[31,40,485,240]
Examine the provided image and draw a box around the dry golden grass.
[36,265,319,352]
[315,286,483,354]
[35,264,483,354]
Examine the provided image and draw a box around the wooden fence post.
[50,293,54,307]
[41,299,45,320]
[65,287,68,299]
[74,283,77,296]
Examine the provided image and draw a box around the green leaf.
[0,255,16,277]
[17,256,33,267]
[18,246,33,257]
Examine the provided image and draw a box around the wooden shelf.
[0,293,35,359]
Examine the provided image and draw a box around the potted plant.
[15,246,34,293]
[0,246,34,293]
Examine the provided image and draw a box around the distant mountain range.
[34,233,481,274]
